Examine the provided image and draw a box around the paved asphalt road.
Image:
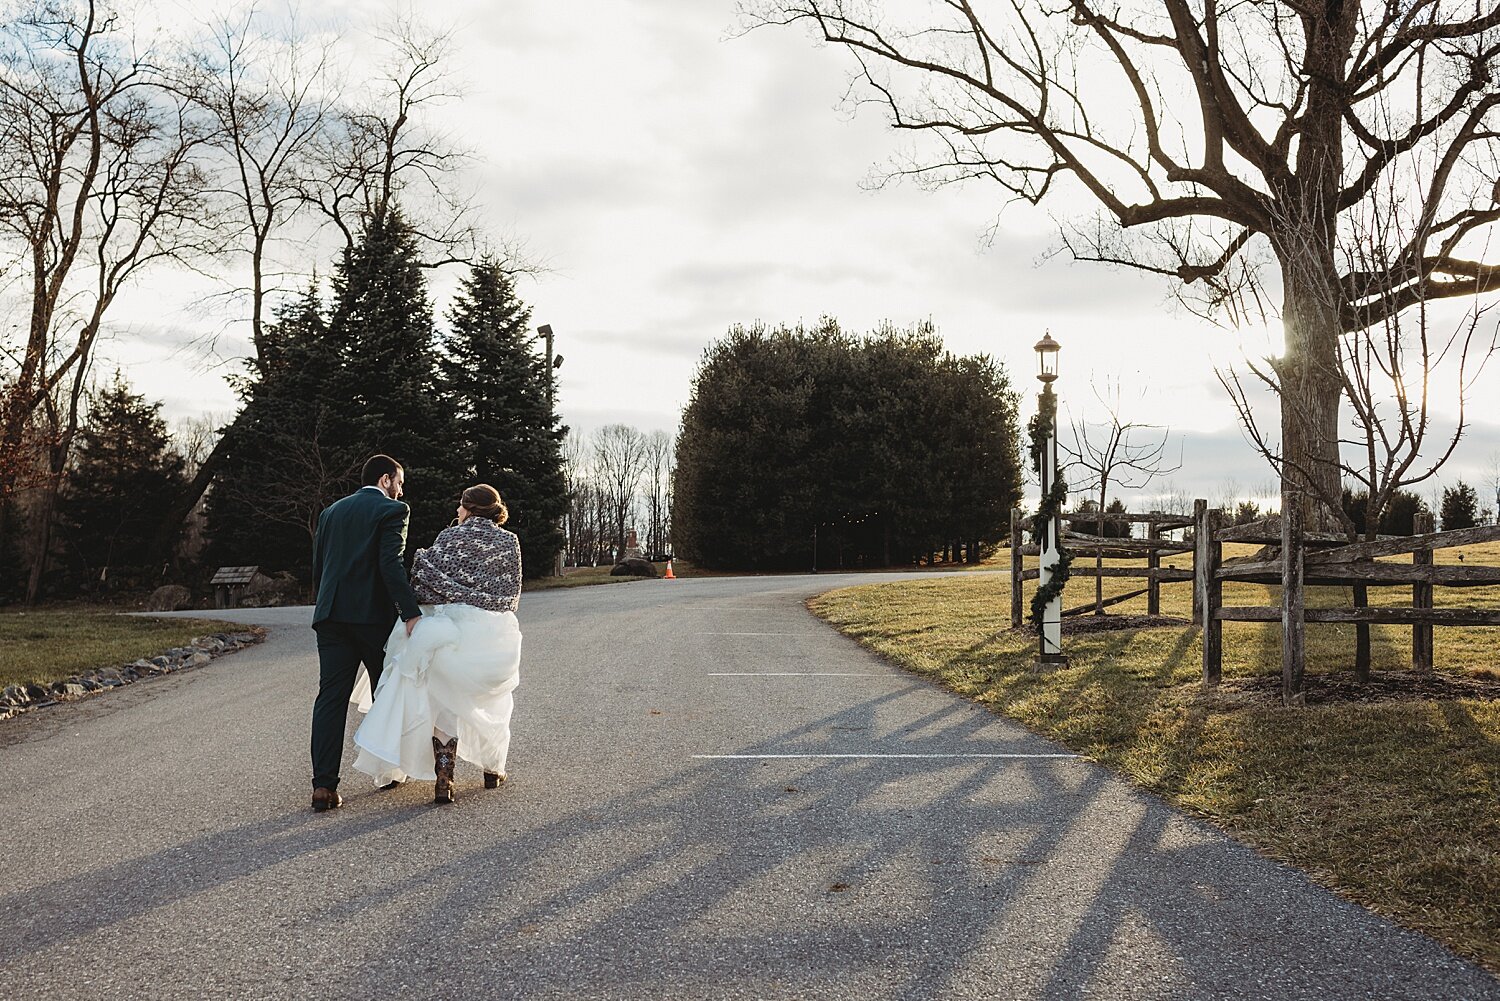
[1,572,1496,1000]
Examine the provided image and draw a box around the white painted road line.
[696,631,821,636]
[693,753,1083,760]
[708,672,889,677]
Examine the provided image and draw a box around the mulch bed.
[1009,613,1193,636]
[1060,613,1193,634]
[1219,670,1500,704]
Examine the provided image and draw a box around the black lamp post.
[1033,331,1068,666]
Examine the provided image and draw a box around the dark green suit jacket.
[311,487,423,627]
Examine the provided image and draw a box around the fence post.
[1010,507,1024,630]
[1197,501,1223,686]
[1412,510,1434,673]
[1147,520,1161,616]
[1192,499,1206,622]
[1282,496,1306,706]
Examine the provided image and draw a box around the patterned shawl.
[411,518,523,612]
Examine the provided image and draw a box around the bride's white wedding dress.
[349,517,524,786]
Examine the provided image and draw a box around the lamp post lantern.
[1033,331,1069,667]
[536,324,566,578]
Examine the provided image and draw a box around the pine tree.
[57,373,187,580]
[1441,481,1479,531]
[207,285,356,572]
[328,209,466,546]
[441,259,567,577]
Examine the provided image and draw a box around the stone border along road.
[0,629,265,722]
[0,572,1494,1000]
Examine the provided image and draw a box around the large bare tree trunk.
[1274,79,1345,535]
[1277,288,1344,533]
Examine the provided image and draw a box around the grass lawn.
[527,560,725,591]
[809,539,1500,973]
[0,609,244,689]
[525,562,679,591]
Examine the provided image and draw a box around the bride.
[350,483,523,803]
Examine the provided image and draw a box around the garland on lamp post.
[1027,385,1072,630]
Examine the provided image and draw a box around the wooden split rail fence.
[1011,498,1500,706]
[1197,498,1500,705]
[1008,508,1194,628]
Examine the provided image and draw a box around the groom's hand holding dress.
[308,459,422,811]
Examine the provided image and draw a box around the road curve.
[1,571,1494,1000]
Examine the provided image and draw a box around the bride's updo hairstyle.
[461,484,508,525]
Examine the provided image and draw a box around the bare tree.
[1062,381,1179,614]
[560,428,586,566]
[643,430,673,559]
[0,1,220,502]
[0,1,222,601]
[1224,228,1496,678]
[744,0,1500,528]
[592,424,647,561]
[171,412,227,479]
[190,8,335,367]
[301,12,483,271]
[1486,450,1500,525]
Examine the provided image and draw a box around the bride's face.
[456,503,470,524]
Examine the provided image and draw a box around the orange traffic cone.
[664,559,676,579]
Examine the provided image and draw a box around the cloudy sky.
[98,0,1500,509]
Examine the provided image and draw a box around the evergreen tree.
[1103,497,1132,538]
[441,260,568,577]
[207,285,355,572]
[328,209,466,546]
[674,320,1023,570]
[57,373,187,579]
[1441,481,1479,531]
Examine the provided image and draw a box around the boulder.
[240,572,303,608]
[146,585,192,612]
[610,557,659,578]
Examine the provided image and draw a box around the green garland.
[1028,386,1071,630]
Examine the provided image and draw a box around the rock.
[188,651,212,667]
[146,584,192,612]
[2,684,28,706]
[24,683,47,701]
[240,571,303,607]
[80,679,101,692]
[610,557,659,578]
[120,667,139,681]
[59,683,86,697]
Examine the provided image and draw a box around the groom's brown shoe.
[311,787,343,812]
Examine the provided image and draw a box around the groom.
[308,454,424,812]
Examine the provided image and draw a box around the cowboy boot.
[433,736,458,804]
